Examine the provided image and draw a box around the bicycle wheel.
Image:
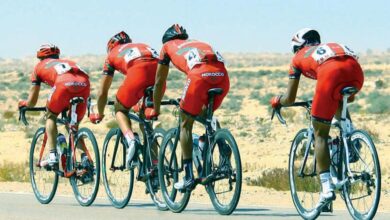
[205,129,242,215]
[158,128,190,213]
[343,130,381,220]
[29,127,59,204]
[289,128,321,220]
[102,128,134,209]
[70,127,100,206]
[145,128,168,211]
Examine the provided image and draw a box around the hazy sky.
[0,0,389,58]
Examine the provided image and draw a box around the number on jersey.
[54,63,72,75]
[185,48,202,70]
[123,47,142,63]
[311,43,358,64]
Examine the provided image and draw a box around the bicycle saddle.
[70,97,85,105]
[340,87,358,95]
[208,88,223,96]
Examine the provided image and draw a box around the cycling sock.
[183,159,194,180]
[124,130,135,145]
[319,171,332,193]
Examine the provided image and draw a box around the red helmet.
[37,44,60,59]
[107,31,132,53]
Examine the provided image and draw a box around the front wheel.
[206,129,242,215]
[30,127,59,204]
[158,128,190,213]
[343,130,381,220]
[70,128,100,206]
[102,128,134,209]
[289,128,321,220]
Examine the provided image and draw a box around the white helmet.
[291,28,321,53]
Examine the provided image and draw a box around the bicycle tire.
[205,129,242,215]
[343,129,381,220]
[70,127,100,206]
[145,127,169,211]
[158,128,190,213]
[102,128,134,209]
[29,127,59,204]
[289,128,321,220]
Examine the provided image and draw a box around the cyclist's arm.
[280,78,300,106]
[97,75,113,115]
[26,85,40,107]
[153,64,169,114]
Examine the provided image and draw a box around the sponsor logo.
[64,82,87,87]
[201,72,225,77]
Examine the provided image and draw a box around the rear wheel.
[70,128,100,206]
[206,129,242,215]
[29,127,58,204]
[145,128,168,211]
[289,129,321,220]
[343,130,381,220]
[102,128,134,209]
[158,128,190,213]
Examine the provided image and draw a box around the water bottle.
[192,134,203,174]
[57,133,67,171]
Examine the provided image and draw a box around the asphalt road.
[0,192,388,220]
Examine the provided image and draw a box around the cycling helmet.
[162,24,188,44]
[37,44,60,59]
[291,28,321,53]
[107,31,132,52]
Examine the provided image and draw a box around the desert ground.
[1,52,389,212]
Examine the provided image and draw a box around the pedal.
[321,201,333,213]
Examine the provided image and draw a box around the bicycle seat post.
[69,97,84,131]
[205,88,223,133]
[339,87,357,134]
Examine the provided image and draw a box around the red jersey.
[158,39,226,74]
[31,58,88,87]
[288,43,359,80]
[103,43,159,76]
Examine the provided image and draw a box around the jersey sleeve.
[158,44,171,66]
[288,58,302,79]
[102,57,115,77]
[30,66,41,86]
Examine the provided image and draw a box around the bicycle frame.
[272,91,363,188]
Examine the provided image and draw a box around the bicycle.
[158,88,242,215]
[99,86,177,210]
[271,87,381,220]
[19,97,100,206]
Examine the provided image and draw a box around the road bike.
[19,97,100,206]
[272,87,381,220]
[99,86,176,210]
[158,88,242,215]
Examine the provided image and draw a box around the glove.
[270,95,282,109]
[18,100,28,109]
[89,113,104,124]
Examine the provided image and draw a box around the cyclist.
[270,28,364,211]
[19,44,90,166]
[89,31,163,168]
[152,24,230,190]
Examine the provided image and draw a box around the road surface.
[0,192,388,220]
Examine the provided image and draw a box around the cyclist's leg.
[46,85,69,165]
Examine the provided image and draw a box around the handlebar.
[18,107,46,126]
[145,98,180,108]
[271,101,312,125]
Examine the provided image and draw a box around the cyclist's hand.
[270,95,282,109]
[89,113,104,124]
[145,108,159,120]
[149,109,159,117]
[18,100,28,109]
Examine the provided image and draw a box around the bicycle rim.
[206,129,242,215]
[102,128,134,208]
[29,127,58,204]
[158,128,190,213]
[145,128,168,211]
[70,128,100,206]
[289,129,321,219]
[343,130,381,220]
